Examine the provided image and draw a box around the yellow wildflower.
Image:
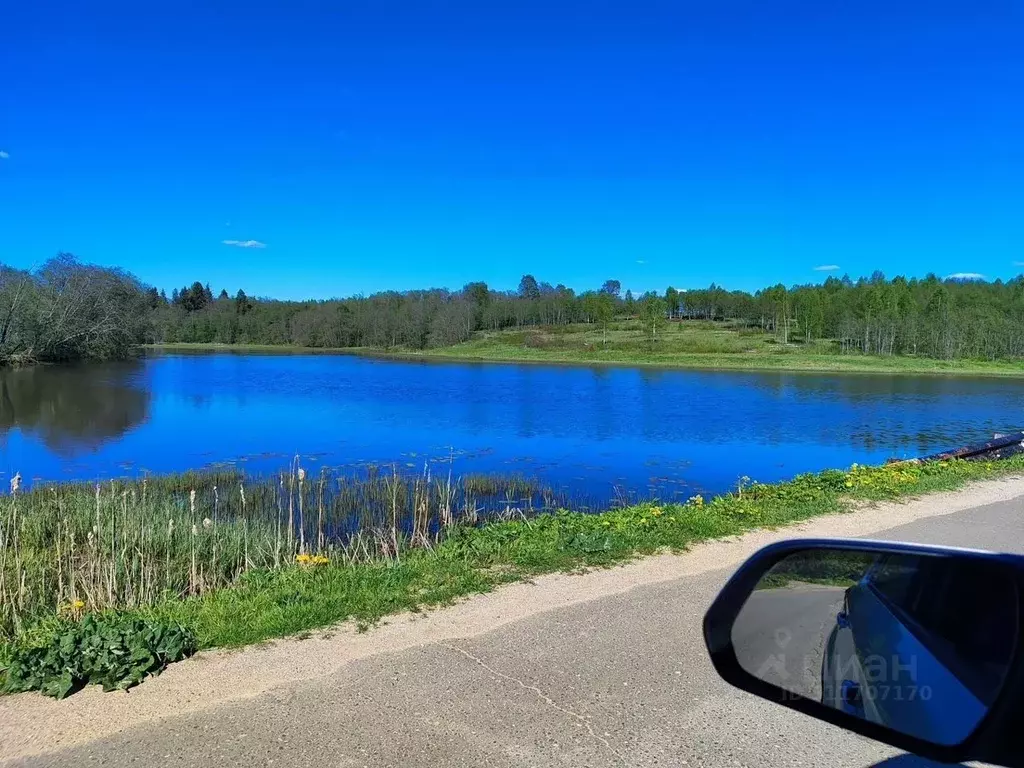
[295,553,312,564]
[59,599,87,614]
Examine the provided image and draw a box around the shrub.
[1,614,196,699]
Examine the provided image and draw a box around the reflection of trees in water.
[0,362,150,455]
[716,371,1019,452]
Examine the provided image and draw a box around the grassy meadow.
[394,319,1024,376]
[147,319,1024,376]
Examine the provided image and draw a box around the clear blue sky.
[1,1,1022,300]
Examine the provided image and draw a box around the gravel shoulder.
[3,474,1024,763]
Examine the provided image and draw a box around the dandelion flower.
[73,599,85,609]
[203,517,213,529]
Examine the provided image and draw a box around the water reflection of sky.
[2,353,1022,500]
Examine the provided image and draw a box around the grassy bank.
[147,320,1024,377]
[0,465,558,641]
[3,454,1023,688]
[402,321,1024,376]
[150,456,1024,650]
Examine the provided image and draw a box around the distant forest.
[3,254,1024,364]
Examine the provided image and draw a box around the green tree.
[638,292,666,341]
[518,275,540,300]
[594,292,614,345]
[665,286,679,319]
[462,281,490,307]
[234,289,252,315]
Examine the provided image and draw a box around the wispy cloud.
[946,272,985,280]
[1014,261,1024,267]
[636,259,647,265]
[813,264,840,272]
[222,239,266,249]
[0,151,9,160]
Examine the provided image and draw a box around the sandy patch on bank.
[3,475,1023,761]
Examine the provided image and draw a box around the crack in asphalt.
[442,642,625,764]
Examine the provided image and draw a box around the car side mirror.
[703,539,1024,767]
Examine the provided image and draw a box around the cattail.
[190,522,197,593]
[211,485,219,583]
[240,483,249,571]
[10,473,20,495]
[297,466,306,553]
[189,489,196,516]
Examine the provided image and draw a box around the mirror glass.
[731,548,1019,746]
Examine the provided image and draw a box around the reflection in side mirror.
[714,544,1020,749]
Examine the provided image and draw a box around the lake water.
[2,352,1022,502]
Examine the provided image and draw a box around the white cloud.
[222,239,266,249]
[813,264,840,272]
[636,259,647,265]
[1014,261,1024,267]
[0,151,9,159]
[946,272,985,280]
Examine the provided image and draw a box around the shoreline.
[3,472,1023,761]
[143,342,1024,379]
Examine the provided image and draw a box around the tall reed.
[0,463,559,639]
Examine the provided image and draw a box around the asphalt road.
[8,494,1024,768]
[732,585,845,701]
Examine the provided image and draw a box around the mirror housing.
[704,538,1024,767]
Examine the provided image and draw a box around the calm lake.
[2,352,1022,502]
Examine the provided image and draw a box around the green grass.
[398,320,1024,377]
[147,321,1024,377]
[5,454,1014,655]
[3,455,1021,678]
[755,551,877,590]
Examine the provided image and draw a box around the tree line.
[0,254,150,365]
[3,254,1024,364]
